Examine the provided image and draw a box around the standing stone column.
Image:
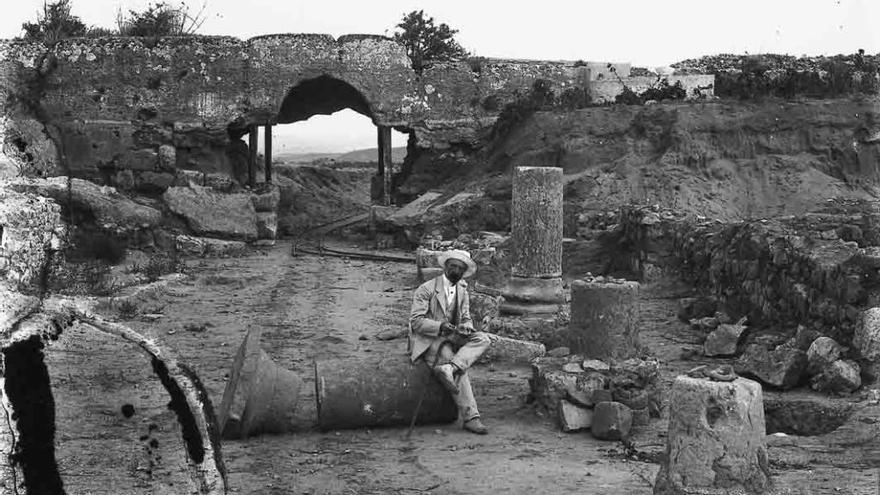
[500,167,565,315]
[569,278,640,359]
[654,376,771,495]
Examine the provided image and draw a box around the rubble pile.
[529,352,660,439]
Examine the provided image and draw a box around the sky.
[3,0,879,153]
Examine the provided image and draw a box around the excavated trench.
[763,396,854,436]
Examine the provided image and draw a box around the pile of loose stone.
[679,296,865,395]
[529,348,660,440]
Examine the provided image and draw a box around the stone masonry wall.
[615,202,880,346]
[588,75,716,103]
[0,34,714,189]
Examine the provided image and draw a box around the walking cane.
[405,339,446,439]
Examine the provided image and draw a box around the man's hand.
[455,326,474,336]
[440,322,457,336]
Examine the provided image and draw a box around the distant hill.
[275,147,407,164]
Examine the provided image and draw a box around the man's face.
[444,259,468,284]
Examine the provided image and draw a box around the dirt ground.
[45,239,880,495]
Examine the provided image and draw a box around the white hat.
[436,249,477,278]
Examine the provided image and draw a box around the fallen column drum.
[315,354,457,430]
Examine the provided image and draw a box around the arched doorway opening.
[238,75,409,208]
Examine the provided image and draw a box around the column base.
[499,276,565,316]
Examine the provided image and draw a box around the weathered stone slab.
[591,401,632,440]
[558,399,593,432]
[386,191,443,227]
[164,185,258,240]
[653,376,770,495]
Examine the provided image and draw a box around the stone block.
[735,343,806,390]
[158,144,176,170]
[256,212,278,240]
[164,185,258,240]
[591,401,632,440]
[529,357,608,415]
[704,322,747,357]
[653,376,770,495]
[125,149,159,171]
[136,171,175,192]
[810,359,861,394]
[174,169,205,186]
[806,336,843,376]
[204,173,236,192]
[558,399,593,432]
[480,333,545,364]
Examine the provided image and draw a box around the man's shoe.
[433,364,459,395]
[463,418,488,435]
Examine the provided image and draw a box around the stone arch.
[276,75,375,125]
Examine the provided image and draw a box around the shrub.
[392,10,468,73]
[117,1,206,37]
[21,0,87,44]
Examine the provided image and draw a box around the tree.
[21,0,87,44]
[392,10,467,73]
[117,1,207,37]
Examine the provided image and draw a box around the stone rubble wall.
[615,202,880,347]
[588,74,716,103]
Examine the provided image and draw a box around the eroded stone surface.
[654,376,770,495]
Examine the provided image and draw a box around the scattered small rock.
[358,334,369,341]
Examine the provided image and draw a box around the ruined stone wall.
[588,74,716,103]
[616,203,880,346]
[0,34,630,186]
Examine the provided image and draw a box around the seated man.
[409,249,490,435]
